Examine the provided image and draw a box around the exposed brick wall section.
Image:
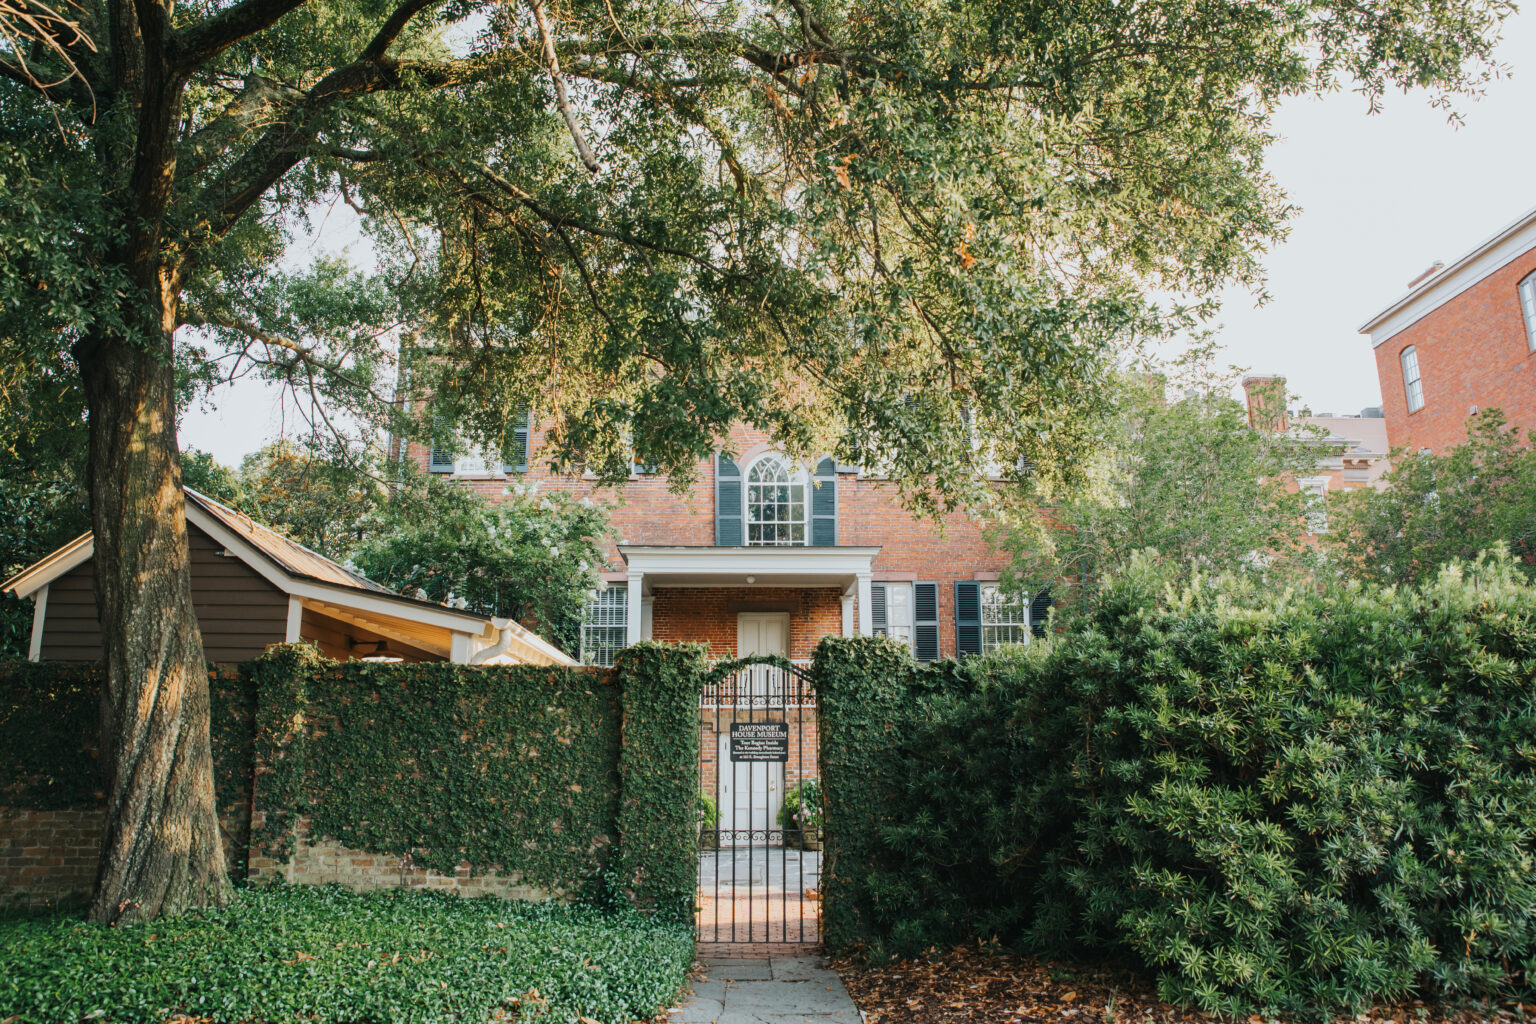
[0,809,98,911]
[245,815,555,901]
[405,422,1013,659]
[650,587,843,661]
[1373,245,1536,453]
[0,805,252,911]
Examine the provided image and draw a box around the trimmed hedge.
[819,551,1536,1016]
[0,885,692,1023]
[612,642,709,923]
[249,645,622,893]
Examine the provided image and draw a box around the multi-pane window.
[980,584,1029,652]
[872,582,913,647]
[1401,346,1424,413]
[580,585,626,666]
[1299,476,1329,534]
[746,455,806,545]
[1520,272,1536,351]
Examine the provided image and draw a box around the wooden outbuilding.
[2,488,574,666]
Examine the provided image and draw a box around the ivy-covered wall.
[0,661,257,907]
[248,644,623,897]
[815,636,970,951]
[2,642,708,918]
[612,642,709,924]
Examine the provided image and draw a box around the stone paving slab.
[670,956,861,1024]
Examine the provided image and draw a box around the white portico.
[616,546,883,648]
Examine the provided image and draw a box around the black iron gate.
[697,660,822,944]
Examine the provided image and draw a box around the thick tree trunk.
[78,317,230,924]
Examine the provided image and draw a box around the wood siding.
[39,528,290,663]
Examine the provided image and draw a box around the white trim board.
[1360,204,1536,347]
[27,584,48,661]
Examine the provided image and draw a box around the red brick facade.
[649,587,844,661]
[407,421,1013,661]
[1365,212,1536,454]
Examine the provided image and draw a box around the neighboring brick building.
[1360,204,1536,453]
[1241,375,1391,537]
[408,422,1046,667]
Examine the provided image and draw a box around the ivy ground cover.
[0,886,692,1023]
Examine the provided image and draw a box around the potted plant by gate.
[699,790,719,850]
[778,778,823,851]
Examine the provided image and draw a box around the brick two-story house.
[409,422,1048,669]
[1360,204,1536,454]
[412,420,1045,853]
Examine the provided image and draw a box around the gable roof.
[1359,204,1536,346]
[1,488,578,667]
[187,489,395,596]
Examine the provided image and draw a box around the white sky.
[182,8,1536,463]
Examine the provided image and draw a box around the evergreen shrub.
[819,550,1536,1016]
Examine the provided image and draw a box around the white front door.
[718,613,787,843]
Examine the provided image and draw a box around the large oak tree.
[0,0,1511,921]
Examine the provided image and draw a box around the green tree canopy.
[349,479,612,655]
[998,354,1324,612]
[1326,409,1536,586]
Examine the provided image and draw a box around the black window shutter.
[429,442,456,474]
[502,409,530,474]
[715,454,743,546]
[1030,587,1053,638]
[914,582,940,662]
[870,583,888,637]
[811,457,837,546]
[955,581,981,656]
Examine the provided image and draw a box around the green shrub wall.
[0,661,256,823]
[612,642,709,924]
[817,552,1536,1016]
[249,644,623,894]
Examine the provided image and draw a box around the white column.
[626,573,645,645]
[641,596,655,641]
[840,587,855,637]
[285,596,303,643]
[449,632,474,664]
[856,572,873,636]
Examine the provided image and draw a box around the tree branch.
[193,55,497,239]
[467,160,719,270]
[359,0,440,61]
[172,0,310,73]
[181,305,397,408]
[527,0,601,173]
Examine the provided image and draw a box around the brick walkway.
[696,890,821,945]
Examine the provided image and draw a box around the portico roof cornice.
[617,545,882,592]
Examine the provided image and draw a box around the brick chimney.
[1242,375,1289,432]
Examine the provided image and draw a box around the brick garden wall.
[245,814,554,901]
[0,804,254,912]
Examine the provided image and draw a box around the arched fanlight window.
[745,454,807,545]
